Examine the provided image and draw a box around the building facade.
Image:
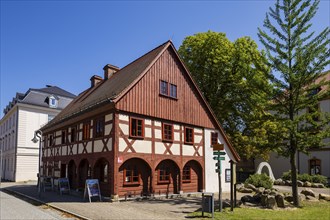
[0,86,75,181]
[40,41,240,197]
[256,71,330,183]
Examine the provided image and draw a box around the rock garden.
[236,173,330,209]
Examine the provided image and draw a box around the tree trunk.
[290,151,300,207]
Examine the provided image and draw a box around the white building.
[0,85,75,182]
[256,71,330,183]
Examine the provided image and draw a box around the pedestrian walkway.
[0,182,204,220]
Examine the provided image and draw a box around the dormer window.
[45,95,58,108]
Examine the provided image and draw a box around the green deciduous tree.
[179,31,278,160]
[258,0,330,207]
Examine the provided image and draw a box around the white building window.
[49,95,58,108]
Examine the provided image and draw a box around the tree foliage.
[178,31,277,159]
[258,0,330,207]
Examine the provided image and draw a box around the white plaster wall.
[299,151,330,181]
[255,152,291,179]
[155,142,165,154]
[182,145,195,156]
[171,143,180,155]
[119,138,126,152]
[134,140,152,153]
[145,127,152,138]
[105,124,112,136]
[105,113,113,122]
[204,129,232,192]
[94,140,103,152]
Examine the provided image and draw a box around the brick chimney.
[90,75,103,88]
[103,64,120,80]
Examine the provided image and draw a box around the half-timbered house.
[40,41,240,198]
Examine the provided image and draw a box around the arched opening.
[68,160,76,188]
[78,159,90,189]
[182,160,203,193]
[155,159,180,194]
[119,158,151,197]
[94,157,110,196]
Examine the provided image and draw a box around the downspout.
[14,107,19,182]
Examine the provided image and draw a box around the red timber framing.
[40,40,239,198]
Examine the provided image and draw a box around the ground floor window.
[124,166,139,185]
[158,166,170,183]
[309,158,321,175]
[182,166,191,183]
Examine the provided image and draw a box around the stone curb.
[2,188,91,220]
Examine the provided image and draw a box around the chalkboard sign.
[84,179,102,202]
[58,178,70,195]
[42,177,53,192]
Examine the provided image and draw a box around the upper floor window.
[94,116,105,138]
[83,121,91,140]
[48,134,53,146]
[211,132,218,145]
[184,127,194,144]
[130,117,144,138]
[70,126,77,143]
[160,80,177,99]
[162,123,173,142]
[61,130,66,144]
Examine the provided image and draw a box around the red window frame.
[130,117,144,138]
[160,80,177,99]
[162,123,173,142]
[94,116,105,138]
[182,166,191,183]
[158,166,170,184]
[184,127,194,144]
[211,132,218,146]
[124,165,140,185]
[82,121,91,140]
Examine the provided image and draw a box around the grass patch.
[190,201,330,219]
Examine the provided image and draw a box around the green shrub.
[298,173,312,182]
[310,174,327,185]
[245,173,273,189]
[281,170,327,185]
[281,170,292,181]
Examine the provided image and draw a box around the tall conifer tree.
[258,0,330,206]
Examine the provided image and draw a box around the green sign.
[213,156,225,161]
[213,151,226,156]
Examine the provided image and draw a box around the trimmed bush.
[281,170,291,181]
[298,173,312,183]
[245,173,273,189]
[310,175,327,185]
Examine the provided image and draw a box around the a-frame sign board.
[84,179,102,203]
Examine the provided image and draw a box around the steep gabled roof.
[42,41,240,162]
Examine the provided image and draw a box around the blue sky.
[1,0,329,117]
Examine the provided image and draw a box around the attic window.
[160,80,177,99]
[45,95,58,108]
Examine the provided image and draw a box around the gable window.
[130,117,144,138]
[169,84,177,98]
[158,165,170,183]
[211,132,218,146]
[94,116,105,138]
[70,126,77,143]
[83,121,91,140]
[124,165,139,185]
[162,123,173,142]
[61,130,66,144]
[182,166,191,183]
[46,95,58,108]
[160,80,177,99]
[309,159,321,175]
[184,127,194,144]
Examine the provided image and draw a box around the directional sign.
[213,151,226,156]
[213,156,225,161]
[212,144,224,151]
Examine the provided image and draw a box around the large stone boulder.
[261,194,268,206]
[285,180,292,186]
[304,181,312,187]
[285,195,293,203]
[239,187,254,193]
[266,196,277,209]
[312,183,325,188]
[257,187,265,194]
[253,192,262,204]
[319,194,330,201]
[306,195,318,201]
[274,178,283,185]
[275,194,285,208]
[241,195,254,204]
[297,180,304,187]
[245,183,257,192]
[301,188,316,197]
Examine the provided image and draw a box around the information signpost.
[212,143,226,212]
